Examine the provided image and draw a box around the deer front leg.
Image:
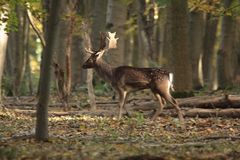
[151,93,164,120]
[118,90,128,119]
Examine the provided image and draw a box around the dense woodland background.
[1,0,240,99]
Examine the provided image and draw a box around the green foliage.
[120,0,134,6]
[0,147,18,160]
[94,81,113,96]
[188,0,240,16]
[0,0,44,32]
[1,76,13,96]
[130,112,145,126]
[172,91,195,98]
[155,0,169,7]
[0,0,18,32]
[125,16,137,35]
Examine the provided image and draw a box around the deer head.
[82,32,118,69]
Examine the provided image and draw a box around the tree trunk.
[82,30,96,110]
[189,11,204,89]
[202,13,219,90]
[164,0,193,91]
[35,0,61,141]
[71,0,86,87]
[217,0,235,89]
[136,0,149,67]
[0,14,8,107]
[232,18,240,84]
[52,0,77,109]
[54,0,68,67]
[90,0,107,50]
[13,6,27,96]
[5,33,15,96]
[137,0,155,65]
[106,0,127,66]
[26,43,33,95]
[132,31,140,67]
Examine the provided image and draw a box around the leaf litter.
[0,96,240,160]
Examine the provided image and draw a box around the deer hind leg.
[151,93,164,120]
[162,93,184,123]
[118,90,129,119]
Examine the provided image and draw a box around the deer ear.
[95,50,105,60]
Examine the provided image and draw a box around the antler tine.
[85,47,95,54]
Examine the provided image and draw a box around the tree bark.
[82,30,96,111]
[189,11,204,89]
[132,31,140,67]
[90,0,107,50]
[13,5,27,96]
[35,0,61,141]
[164,0,193,91]
[232,18,240,84]
[71,0,86,87]
[136,0,149,67]
[137,0,155,65]
[106,0,127,66]
[202,13,219,90]
[217,0,235,89]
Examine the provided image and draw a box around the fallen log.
[128,95,240,110]
[178,95,240,109]
[184,108,240,118]
[96,95,240,109]
[9,106,240,118]
[3,95,240,112]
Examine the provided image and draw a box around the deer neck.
[95,60,114,83]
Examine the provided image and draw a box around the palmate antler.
[85,32,119,56]
[107,32,119,49]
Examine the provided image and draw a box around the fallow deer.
[82,32,184,123]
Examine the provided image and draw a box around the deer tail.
[169,73,175,92]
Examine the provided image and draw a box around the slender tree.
[13,5,28,96]
[137,0,155,65]
[35,0,61,141]
[91,0,107,50]
[0,14,8,107]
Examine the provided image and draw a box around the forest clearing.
[1,92,240,159]
[1,0,240,159]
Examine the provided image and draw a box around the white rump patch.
[169,73,175,91]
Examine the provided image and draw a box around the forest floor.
[1,92,240,160]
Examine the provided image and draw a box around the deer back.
[112,66,171,91]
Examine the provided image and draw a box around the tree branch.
[26,9,46,47]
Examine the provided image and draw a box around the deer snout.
[82,62,94,69]
[82,64,88,69]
